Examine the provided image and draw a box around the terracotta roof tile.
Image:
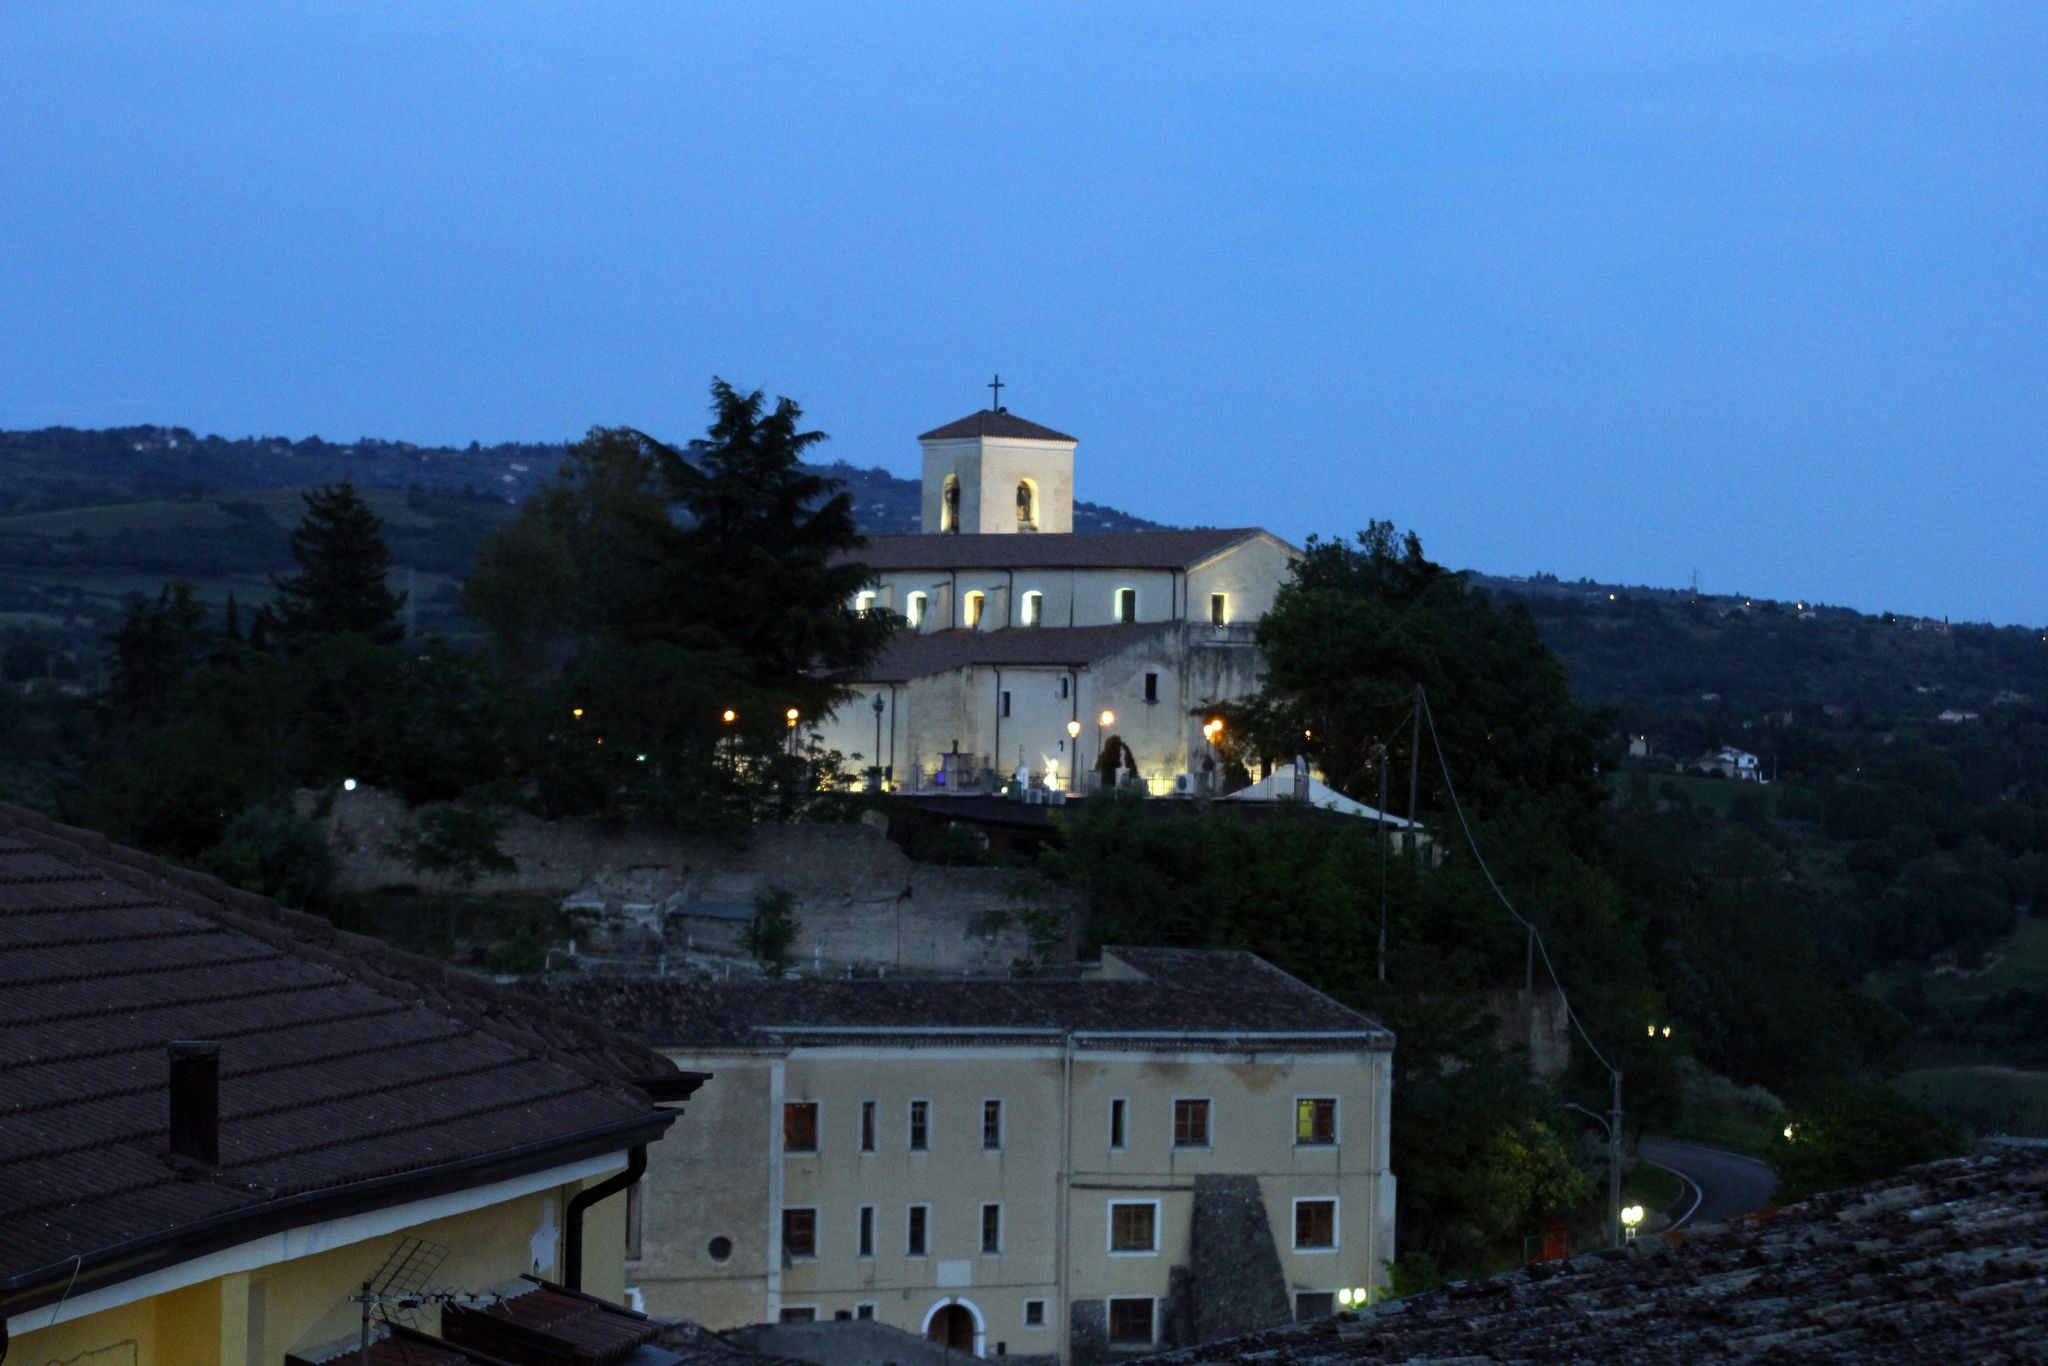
[0,802,683,1298]
[853,623,1175,681]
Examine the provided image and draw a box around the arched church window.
[1017,479,1038,531]
[942,475,961,533]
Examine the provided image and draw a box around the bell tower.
[917,401,1077,535]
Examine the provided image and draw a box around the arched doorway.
[922,1298,984,1355]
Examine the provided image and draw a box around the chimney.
[168,1040,221,1166]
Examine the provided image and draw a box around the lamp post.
[870,693,886,792]
[786,706,800,756]
[1096,709,1116,790]
[1066,719,1081,792]
[1621,1204,1644,1241]
[1372,741,1389,983]
[1564,1083,1625,1249]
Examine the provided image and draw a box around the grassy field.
[1868,916,2048,1008]
[1893,1066,2048,1137]
[1609,768,1782,814]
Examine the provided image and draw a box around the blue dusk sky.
[3,5,2043,624]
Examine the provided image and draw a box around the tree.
[262,481,406,650]
[104,581,212,732]
[1773,1085,1966,1203]
[740,885,801,977]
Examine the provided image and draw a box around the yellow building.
[553,947,1394,1364]
[0,803,701,1365]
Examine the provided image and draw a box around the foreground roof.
[0,803,684,1309]
[547,948,1390,1052]
[1145,1147,2048,1364]
[918,408,1077,442]
[851,527,1268,572]
[852,622,1174,681]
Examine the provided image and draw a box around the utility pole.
[1373,743,1389,982]
[1404,685,1423,861]
[1608,1070,1625,1249]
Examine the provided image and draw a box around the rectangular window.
[1143,672,1159,703]
[1116,588,1136,623]
[858,1205,875,1258]
[1000,690,1012,718]
[1210,592,1228,626]
[856,1303,876,1321]
[855,590,876,614]
[1295,1291,1334,1321]
[1024,1300,1046,1327]
[861,1100,876,1152]
[908,592,926,627]
[907,1204,929,1257]
[1109,1097,1127,1150]
[965,591,985,628]
[981,1203,1002,1255]
[1109,1200,1158,1254]
[909,1100,929,1151]
[1107,1298,1154,1346]
[779,1307,816,1324]
[983,1098,1003,1150]
[1294,1198,1338,1250]
[1295,1097,1337,1145]
[782,1207,818,1260]
[783,1102,818,1153]
[1173,1098,1211,1148]
[1059,676,1071,699]
[1022,591,1042,626]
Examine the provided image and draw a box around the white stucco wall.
[920,436,1077,535]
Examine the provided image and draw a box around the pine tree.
[263,482,406,650]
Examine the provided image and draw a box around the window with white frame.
[981,1202,1002,1255]
[855,590,876,614]
[1115,587,1137,623]
[856,1303,876,1321]
[964,591,985,628]
[1021,590,1043,626]
[860,1099,876,1152]
[782,1207,818,1260]
[983,1098,1003,1150]
[1024,1300,1046,1327]
[909,1099,930,1151]
[1295,1096,1337,1145]
[907,591,927,628]
[857,1204,875,1258]
[907,1204,929,1257]
[1173,1097,1211,1148]
[1210,592,1228,626]
[1107,1298,1155,1346]
[1109,1097,1127,1150]
[1108,1199,1159,1254]
[782,1101,818,1153]
[1293,1197,1338,1250]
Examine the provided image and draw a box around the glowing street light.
[342,778,357,792]
[1098,709,1115,728]
[721,708,737,724]
[1783,1123,1797,1141]
[1066,719,1081,739]
[1336,1286,1370,1309]
[786,708,800,726]
[1621,1204,1645,1240]
[571,707,584,719]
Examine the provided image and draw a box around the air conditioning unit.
[1173,773,1194,796]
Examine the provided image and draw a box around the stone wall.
[1185,1174,1291,1344]
[318,787,1080,973]
[1482,987,1572,1080]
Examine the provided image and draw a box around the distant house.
[1693,746,1764,782]
[1626,735,1651,759]
[1937,709,1981,724]
[0,803,703,1365]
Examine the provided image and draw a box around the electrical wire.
[1417,687,1620,1081]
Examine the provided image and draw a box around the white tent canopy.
[1223,762,1416,827]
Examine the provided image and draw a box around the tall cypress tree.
[264,481,406,650]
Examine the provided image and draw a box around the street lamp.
[870,693,886,793]
[721,709,736,725]
[1336,1286,1370,1310]
[1096,709,1116,790]
[1564,1097,1626,1249]
[1621,1204,1645,1241]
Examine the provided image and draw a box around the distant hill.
[0,423,1163,651]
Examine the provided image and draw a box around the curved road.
[1640,1136,1777,1229]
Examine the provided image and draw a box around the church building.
[818,405,1298,793]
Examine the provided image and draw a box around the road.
[1640,1136,1778,1229]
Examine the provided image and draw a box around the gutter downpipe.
[1056,1031,1074,1364]
[564,1145,646,1291]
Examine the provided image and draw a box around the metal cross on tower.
[988,373,1004,409]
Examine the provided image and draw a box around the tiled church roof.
[1144,1146,2048,1364]
[0,803,685,1306]
[849,622,1174,682]
[851,527,1268,572]
[918,409,1077,442]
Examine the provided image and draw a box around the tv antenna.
[347,1238,502,1363]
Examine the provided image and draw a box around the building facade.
[817,408,1299,793]
[551,948,1396,1363]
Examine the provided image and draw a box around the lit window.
[907,592,927,628]
[1017,479,1038,528]
[964,591,985,628]
[942,474,961,533]
[782,1207,818,1260]
[981,1203,1002,1254]
[855,590,876,615]
[1115,588,1136,623]
[1174,1098,1210,1148]
[907,1204,929,1256]
[1210,592,1228,626]
[1109,1201,1158,1253]
[909,1100,929,1151]
[1295,1098,1337,1145]
[983,1099,1003,1150]
[1021,590,1043,626]
[1108,1298,1154,1345]
[1294,1198,1337,1250]
[858,1205,875,1258]
[1024,1300,1046,1327]
[783,1102,818,1153]
[1109,1097,1127,1150]
[860,1099,876,1152]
